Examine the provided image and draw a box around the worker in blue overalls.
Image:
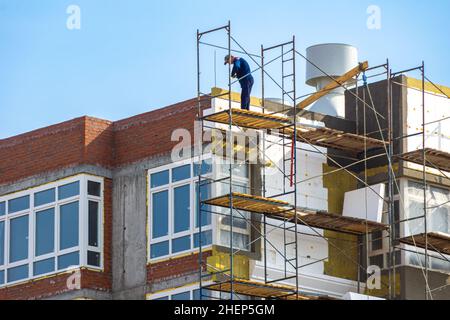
[224,55,254,110]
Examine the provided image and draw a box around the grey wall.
[111,154,174,300]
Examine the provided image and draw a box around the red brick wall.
[0,269,110,300]
[0,97,210,186]
[84,118,114,168]
[0,117,85,185]
[0,117,114,186]
[113,97,210,167]
[147,251,212,285]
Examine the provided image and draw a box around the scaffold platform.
[204,193,389,236]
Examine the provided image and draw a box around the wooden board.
[297,61,369,110]
[203,109,288,130]
[398,148,450,172]
[399,232,450,255]
[204,279,320,300]
[287,125,388,153]
[203,109,387,153]
[204,193,389,236]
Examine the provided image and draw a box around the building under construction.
[0,23,449,300]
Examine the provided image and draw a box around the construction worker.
[224,55,254,110]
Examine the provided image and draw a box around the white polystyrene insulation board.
[341,292,385,300]
[342,183,385,223]
[405,87,450,175]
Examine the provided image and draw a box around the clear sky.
[0,0,449,138]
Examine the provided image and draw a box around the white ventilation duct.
[305,44,358,118]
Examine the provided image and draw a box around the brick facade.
[0,97,210,299]
[147,251,212,285]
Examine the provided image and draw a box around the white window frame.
[147,281,215,300]
[402,178,450,271]
[148,157,213,262]
[0,174,104,288]
[215,162,251,251]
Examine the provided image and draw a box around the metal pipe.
[227,20,234,301]
[263,40,294,52]
[391,66,423,77]
[196,28,203,301]
[198,24,229,36]
[292,35,299,300]
[422,61,429,300]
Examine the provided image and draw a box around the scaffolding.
[391,63,450,300]
[195,22,449,301]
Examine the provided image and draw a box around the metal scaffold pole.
[196,28,203,300]
[422,61,429,300]
[226,21,234,301]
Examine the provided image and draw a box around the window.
[0,175,104,287]
[172,291,190,300]
[9,196,29,214]
[152,191,169,239]
[217,164,251,251]
[149,160,212,261]
[60,202,79,250]
[403,180,450,272]
[35,208,55,256]
[58,181,80,200]
[148,283,214,300]
[371,230,383,251]
[34,189,55,207]
[88,181,101,197]
[88,202,99,247]
[0,221,4,266]
[174,185,190,233]
[10,215,29,263]
[0,202,5,216]
[405,181,450,236]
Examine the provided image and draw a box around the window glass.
[7,264,28,283]
[88,201,99,247]
[154,296,169,301]
[194,230,212,248]
[431,207,449,234]
[0,270,4,285]
[371,230,383,251]
[151,170,169,188]
[193,289,211,300]
[172,236,191,254]
[174,185,190,233]
[58,251,79,270]
[194,160,212,176]
[220,231,249,251]
[219,164,248,179]
[60,202,79,250]
[0,221,4,266]
[0,202,5,216]
[34,188,55,207]
[172,291,190,300]
[88,181,101,197]
[8,196,29,214]
[58,181,80,200]
[35,208,55,256]
[9,215,29,263]
[34,258,55,276]
[87,251,101,267]
[172,165,191,182]
[152,191,168,239]
[196,183,211,227]
[151,241,169,259]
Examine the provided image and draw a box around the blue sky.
[0,0,449,138]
